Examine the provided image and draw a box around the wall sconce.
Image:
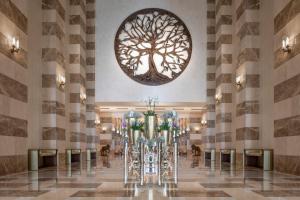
[195,127,200,133]
[95,118,101,126]
[235,75,242,88]
[215,93,222,103]
[282,36,291,53]
[80,92,86,104]
[11,37,20,53]
[201,119,207,127]
[56,74,65,89]
[102,127,107,133]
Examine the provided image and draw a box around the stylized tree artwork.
[115,8,192,86]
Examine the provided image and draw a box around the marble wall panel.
[236,0,260,21]
[0,155,27,176]
[42,127,66,140]
[0,73,27,103]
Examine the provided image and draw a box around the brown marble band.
[86,120,95,128]
[215,54,232,68]
[274,33,300,69]
[42,74,56,88]
[86,10,95,19]
[207,11,215,19]
[70,113,81,123]
[86,42,95,50]
[70,93,81,103]
[274,115,300,137]
[86,104,95,112]
[69,34,86,50]
[100,117,112,123]
[202,135,216,144]
[0,32,27,68]
[236,127,259,140]
[0,73,27,103]
[70,0,86,16]
[207,89,216,97]
[42,127,66,140]
[190,118,201,123]
[207,0,216,4]
[207,104,215,112]
[274,73,300,103]
[236,0,260,21]
[42,22,64,40]
[216,15,232,32]
[274,0,300,34]
[216,73,232,87]
[207,120,215,128]
[42,0,65,20]
[274,154,300,175]
[42,48,65,68]
[236,100,259,116]
[69,15,86,32]
[207,73,215,81]
[0,0,27,34]
[70,73,86,86]
[0,154,27,176]
[216,113,232,123]
[86,57,95,65]
[207,42,215,50]
[86,89,95,97]
[70,132,86,142]
[220,93,232,104]
[216,34,232,50]
[86,26,95,34]
[216,132,232,142]
[87,0,95,3]
[0,114,27,137]
[207,26,216,34]
[237,22,259,40]
[216,0,232,14]
[69,54,86,68]
[80,113,86,125]
[207,57,216,65]
[87,135,97,143]
[86,73,95,81]
[237,48,259,67]
[42,101,65,116]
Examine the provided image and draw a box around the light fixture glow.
[282,36,291,53]
[11,37,20,53]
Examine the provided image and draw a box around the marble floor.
[1,156,300,199]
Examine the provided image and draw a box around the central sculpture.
[115,8,192,85]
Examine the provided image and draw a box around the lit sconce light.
[56,74,66,89]
[11,37,20,53]
[201,119,207,127]
[282,36,291,53]
[195,127,200,133]
[235,75,242,89]
[102,126,107,133]
[186,127,190,132]
[112,127,116,132]
[80,92,86,104]
[94,118,101,126]
[215,92,222,103]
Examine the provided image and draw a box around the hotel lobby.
[0,0,300,199]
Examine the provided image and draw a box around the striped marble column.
[215,0,233,150]
[202,0,216,150]
[68,0,87,150]
[235,0,260,150]
[273,0,300,175]
[41,0,67,156]
[85,0,98,149]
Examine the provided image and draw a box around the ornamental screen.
[114,8,192,86]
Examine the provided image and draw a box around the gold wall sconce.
[95,118,101,126]
[80,92,86,104]
[215,92,222,103]
[235,75,243,89]
[201,119,207,127]
[56,74,66,89]
[282,36,291,53]
[11,37,20,53]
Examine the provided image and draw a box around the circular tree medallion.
[114,8,192,86]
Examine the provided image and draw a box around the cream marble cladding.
[273,0,300,175]
[202,0,216,150]
[0,0,28,175]
[68,0,87,150]
[215,0,234,150]
[41,0,67,157]
[234,0,260,152]
[85,0,98,149]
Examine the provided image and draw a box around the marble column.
[203,0,217,150]
[41,0,67,161]
[68,0,87,151]
[235,0,260,152]
[215,0,234,150]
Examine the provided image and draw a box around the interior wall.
[95,0,207,103]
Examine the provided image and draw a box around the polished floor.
[1,156,300,199]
